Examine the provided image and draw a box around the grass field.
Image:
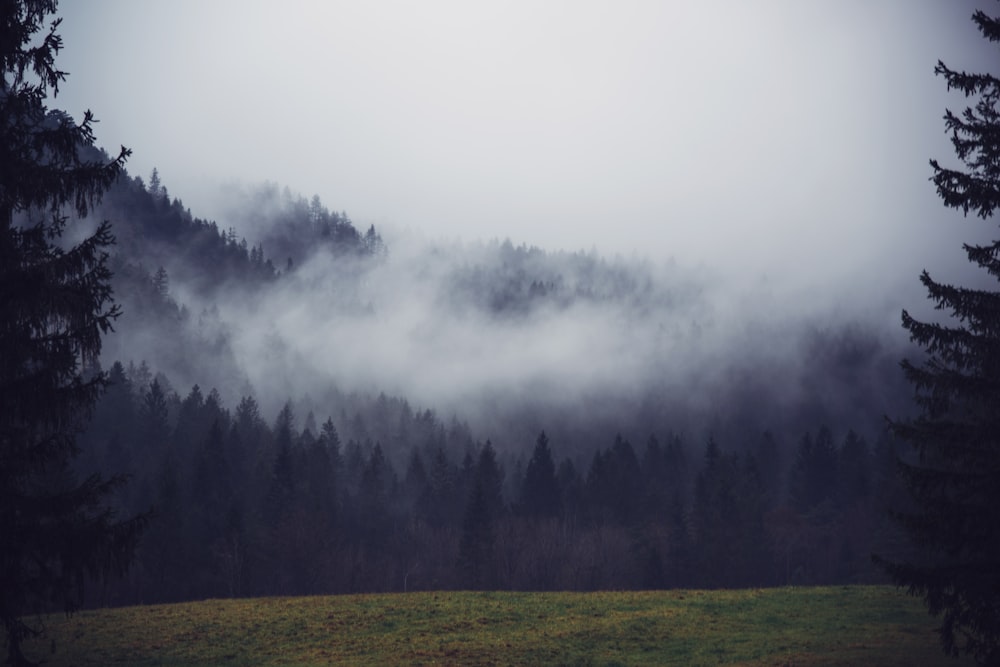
[12,586,972,666]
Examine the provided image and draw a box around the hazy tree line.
[447,239,670,318]
[8,1,999,663]
[0,15,949,652]
[73,361,905,605]
[83,155,385,295]
[88,156,913,451]
[59,150,914,605]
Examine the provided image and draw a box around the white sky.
[55,1,996,290]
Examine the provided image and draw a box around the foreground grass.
[14,586,971,666]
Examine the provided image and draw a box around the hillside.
[35,156,921,605]
[88,159,914,445]
[9,2,999,664]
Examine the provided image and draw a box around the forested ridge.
[7,1,1000,663]
[55,157,917,605]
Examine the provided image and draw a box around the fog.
[57,1,995,279]
[98,179,913,455]
[54,1,1000,450]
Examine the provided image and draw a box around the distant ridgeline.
[445,239,679,318]
[78,142,385,295]
[76,140,387,390]
[64,130,917,604]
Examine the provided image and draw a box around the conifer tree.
[877,6,1000,663]
[457,441,503,589]
[0,1,146,663]
[519,431,560,519]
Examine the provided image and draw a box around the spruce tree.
[519,431,561,519]
[876,6,1000,663]
[1,2,146,664]
[457,441,504,589]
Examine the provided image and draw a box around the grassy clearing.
[13,586,971,666]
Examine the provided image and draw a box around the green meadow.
[12,586,972,666]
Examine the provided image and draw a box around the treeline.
[219,181,387,272]
[87,155,386,294]
[447,239,671,317]
[76,362,904,606]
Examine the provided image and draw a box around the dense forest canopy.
[0,65,923,611]
[77,159,917,446]
[27,150,919,604]
[11,2,1000,667]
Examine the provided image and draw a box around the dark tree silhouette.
[876,6,1000,663]
[457,441,504,589]
[0,1,146,664]
[518,431,561,519]
[788,426,838,514]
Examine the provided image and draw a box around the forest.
[7,2,1000,664]
[58,160,916,605]
[81,361,905,603]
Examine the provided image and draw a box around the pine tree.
[0,2,146,663]
[876,6,1000,663]
[423,445,458,527]
[147,167,162,200]
[788,426,838,514]
[152,265,169,297]
[518,431,560,519]
[264,402,297,525]
[457,441,504,589]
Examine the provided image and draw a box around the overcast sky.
[55,1,995,291]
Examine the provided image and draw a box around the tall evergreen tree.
[518,431,560,519]
[358,442,391,540]
[423,445,458,527]
[457,441,504,589]
[0,2,146,663]
[876,6,1000,663]
[138,378,171,460]
[264,402,297,525]
[837,430,871,508]
[788,426,838,514]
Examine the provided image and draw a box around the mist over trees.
[4,67,926,619]
[25,145,922,606]
[82,163,916,443]
[12,7,999,666]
